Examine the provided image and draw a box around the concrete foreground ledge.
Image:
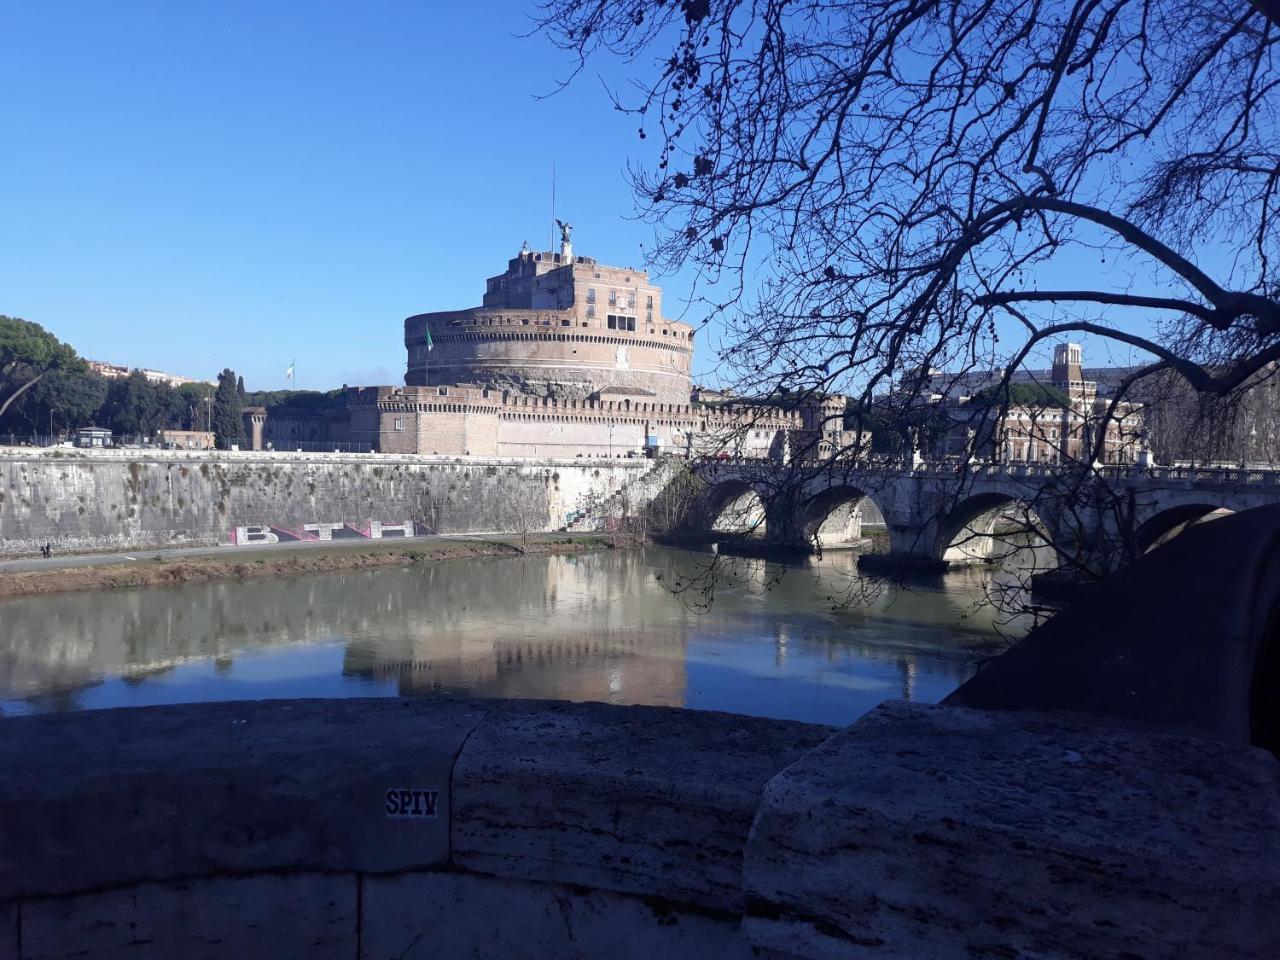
[2,696,1278,958]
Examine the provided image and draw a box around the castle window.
[607,315,617,330]
[627,317,636,332]
[587,305,595,318]
[609,290,617,306]
[587,288,596,303]
[393,418,404,431]
[646,296,653,309]
[647,311,653,325]
[561,319,571,327]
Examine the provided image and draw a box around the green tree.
[243,388,336,409]
[1,368,109,435]
[101,372,183,438]
[0,316,82,420]
[970,383,1072,411]
[211,368,245,449]
[175,381,215,430]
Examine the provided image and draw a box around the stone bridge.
[688,458,1280,572]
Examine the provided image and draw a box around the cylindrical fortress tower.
[405,245,695,403]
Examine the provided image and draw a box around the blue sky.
[1,3,1222,394]
[1,1,700,389]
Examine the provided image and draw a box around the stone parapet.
[452,699,831,914]
[363,872,754,960]
[0,699,489,899]
[0,446,649,467]
[1,697,1275,958]
[0,698,825,959]
[744,701,1280,959]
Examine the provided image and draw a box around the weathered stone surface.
[0,449,651,554]
[19,873,355,959]
[362,871,753,959]
[743,700,1280,960]
[0,698,489,899]
[1,900,17,959]
[452,698,834,913]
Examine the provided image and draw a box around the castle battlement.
[344,384,803,426]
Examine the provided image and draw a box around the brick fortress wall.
[343,385,808,459]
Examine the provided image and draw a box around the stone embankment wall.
[1,696,1275,959]
[0,448,657,556]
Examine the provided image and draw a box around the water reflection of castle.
[340,552,690,707]
[1,552,695,711]
[343,630,686,707]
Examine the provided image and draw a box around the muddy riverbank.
[0,535,616,600]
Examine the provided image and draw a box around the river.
[0,545,1039,726]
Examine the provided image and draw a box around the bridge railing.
[697,455,1280,487]
[1140,465,1280,485]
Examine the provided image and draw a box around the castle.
[244,231,849,461]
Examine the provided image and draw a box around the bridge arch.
[937,492,1055,566]
[1136,503,1234,554]
[799,486,891,551]
[697,479,769,539]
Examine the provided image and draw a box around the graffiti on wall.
[230,520,415,545]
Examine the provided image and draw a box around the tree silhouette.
[536,0,1280,443]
